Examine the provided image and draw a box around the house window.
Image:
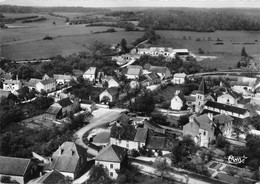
[204,131,206,136]
[126,141,129,148]
[110,164,113,169]
[110,172,113,177]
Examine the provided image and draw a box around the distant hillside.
[0,4,110,13]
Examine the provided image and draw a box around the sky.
[1,0,260,8]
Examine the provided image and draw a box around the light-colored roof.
[95,144,126,162]
[134,128,148,143]
[53,74,72,81]
[4,79,21,84]
[127,67,142,76]
[27,78,42,87]
[45,142,87,173]
[149,66,169,74]
[0,156,31,176]
[84,67,96,75]
[174,73,186,78]
[194,114,212,131]
[172,49,189,53]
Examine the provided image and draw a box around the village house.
[125,65,143,79]
[107,77,120,88]
[3,78,22,92]
[53,74,75,84]
[27,78,42,91]
[203,100,250,119]
[95,144,127,179]
[139,72,161,87]
[99,88,119,104]
[83,67,97,83]
[110,127,148,150]
[172,73,186,84]
[143,120,166,134]
[35,78,56,93]
[145,134,179,156]
[171,90,186,110]
[43,142,89,180]
[217,89,241,106]
[42,74,50,80]
[144,64,171,80]
[45,97,73,120]
[28,170,66,184]
[183,114,215,148]
[0,156,36,184]
[213,114,233,138]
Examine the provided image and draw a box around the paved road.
[74,106,126,156]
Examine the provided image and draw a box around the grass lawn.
[223,165,254,179]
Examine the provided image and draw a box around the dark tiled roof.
[197,78,208,95]
[107,87,119,96]
[0,156,31,176]
[213,114,234,125]
[116,113,130,124]
[27,78,42,87]
[149,66,168,74]
[143,120,165,134]
[58,98,73,107]
[139,75,148,83]
[146,136,165,150]
[238,98,251,105]
[205,101,247,114]
[194,114,212,132]
[45,105,62,115]
[147,72,160,81]
[95,144,126,162]
[40,78,56,85]
[134,128,148,143]
[31,170,65,184]
[88,143,102,152]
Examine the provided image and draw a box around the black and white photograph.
[1,0,260,183]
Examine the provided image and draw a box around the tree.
[153,157,171,181]
[237,61,241,68]
[241,47,248,57]
[215,135,229,149]
[87,164,111,184]
[72,97,81,114]
[132,90,155,115]
[198,48,205,54]
[120,38,128,53]
[177,114,191,127]
[150,112,168,126]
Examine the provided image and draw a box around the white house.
[35,78,56,93]
[99,88,119,103]
[172,73,186,84]
[217,90,240,106]
[213,114,233,138]
[171,91,185,110]
[27,78,42,91]
[83,67,97,83]
[125,65,143,79]
[110,128,148,150]
[95,144,127,179]
[53,74,75,84]
[3,79,22,92]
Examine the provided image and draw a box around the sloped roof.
[45,142,87,173]
[53,74,72,81]
[0,89,10,100]
[58,97,72,107]
[40,78,56,85]
[144,63,152,70]
[127,67,142,76]
[194,114,212,131]
[139,75,148,83]
[84,67,97,75]
[174,73,186,78]
[27,78,42,87]
[226,89,240,99]
[213,114,233,125]
[29,170,65,184]
[147,72,160,81]
[116,113,130,124]
[205,101,248,115]
[184,95,196,102]
[0,156,31,176]
[146,136,165,150]
[197,78,208,95]
[107,87,119,96]
[149,66,168,74]
[134,128,148,143]
[4,79,21,84]
[95,144,126,162]
[46,105,62,115]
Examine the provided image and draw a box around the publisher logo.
[226,155,247,165]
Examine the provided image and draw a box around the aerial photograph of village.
[1,0,260,183]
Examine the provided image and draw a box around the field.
[2,12,260,70]
[156,30,260,69]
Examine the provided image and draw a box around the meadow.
[2,12,260,70]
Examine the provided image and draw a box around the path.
[74,105,126,156]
